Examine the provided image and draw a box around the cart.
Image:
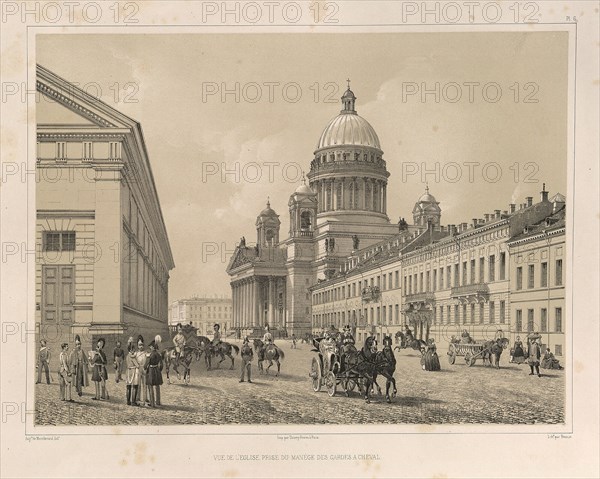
[447,342,489,367]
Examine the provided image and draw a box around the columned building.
[35,65,174,359]
[227,86,399,337]
[169,296,233,337]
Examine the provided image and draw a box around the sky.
[37,32,568,301]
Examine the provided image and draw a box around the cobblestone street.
[35,340,565,426]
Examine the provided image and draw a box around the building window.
[527,309,534,332]
[489,301,495,324]
[454,305,459,324]
[500,252,506,280]
[516,267,523,290]
[408,276,412,294]
[447,266,451,289]
[439,306,444,324]
[382,275,386,290]
[382,306,386,325]
[448,305,452,324]
[403,277,407,294]
[470,303,475,324]
[541,308,547,332]
[500,300,505,324]
[555,344,562,356]
[541,262,548,287]
[479,303,484,324]
[454,264,459,287]
[528,265,535,289]
[395,304,399,324]
[470,259,475,284]
[463,304,467,324]
[555,260,563,286]
[389,272,392,289]
[43,231,76,252]
[419,273,423,292]
[432,270,437,292]
[395,271,399,288]
[462,261,468,286]
[439,268,444,289]
[479,257,485,283]
[515,309,522,331]
[555,307,562,332]
[489,255,496,282]
[432,306,436,324]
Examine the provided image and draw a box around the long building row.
[310,187,566,357]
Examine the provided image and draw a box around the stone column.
[267,276,274,326]
[383,183,387,214]
[362,177,367,210]
[254,277,260,327]
[340,177,345,210]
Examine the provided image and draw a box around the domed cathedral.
[412,186,441,227]
[307,85,398,280]
[227,83,421,338]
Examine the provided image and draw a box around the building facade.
[311,188,566,357]
[169,296,233,337]
[36,65,174,357]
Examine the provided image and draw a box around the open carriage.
[308,337,360,397]
[447,341,489,367]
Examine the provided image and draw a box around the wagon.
[447,341,489,367]
[308,338,360,397]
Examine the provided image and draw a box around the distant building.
[169,296,233,337]
[35,65,174,355]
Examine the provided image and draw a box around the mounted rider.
[173,323,186,363]
[402,324,414,346]
[212,323,222,351]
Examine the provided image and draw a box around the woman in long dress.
[511,336,526,364]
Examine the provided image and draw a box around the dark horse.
[372,335,398,403]
[253,339,285,376]
[481,337,510,368]
[161,345,198,385]
[342,336,382,403]
[194,336,214,369]
[206,341,240,370]
[394,331,427,352]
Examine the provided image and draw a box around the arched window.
[300,211,312,230]
[266,229,274,245]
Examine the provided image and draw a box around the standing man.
[69,335,89,397]
[58,343,73,402]
[113,341,125,383]
[239,337,253,383]
[145,338,163,408]
[36,340,51,384]
[135,335,149,405]
[527,337,542,378]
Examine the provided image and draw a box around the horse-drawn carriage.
[309,337,358,397]
[447,336,510,367]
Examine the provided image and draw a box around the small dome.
[259,200,278,217]
[294,175,315,195]
[417,186,437,204]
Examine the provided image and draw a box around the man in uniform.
[173,323,186,364]
[36,340,51,384]
[212,323,222,348]
[239,336,254,383]
[113,340,125,383]
[262,325,273,346]
[527,337,542,377]
[340,325,356,371]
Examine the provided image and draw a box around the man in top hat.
[212,323,222,348]
[527,336,542,377]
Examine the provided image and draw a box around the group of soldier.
[37,333,164,408]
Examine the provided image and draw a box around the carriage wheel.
[325,371,336,397]
[448,353,456,365]
[310,357,322,392]
[346,378,357,392]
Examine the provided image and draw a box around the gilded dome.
[316,113,381,150]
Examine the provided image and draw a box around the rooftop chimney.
[478,219,485,225]
[461,222,468,232]
[484,214,490,222]
[526,197,533,207]
[510,204,516,213]
[472,219,478,228]
[503,210,508,215]
[495,210,501,219]
[540,182,549,202]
